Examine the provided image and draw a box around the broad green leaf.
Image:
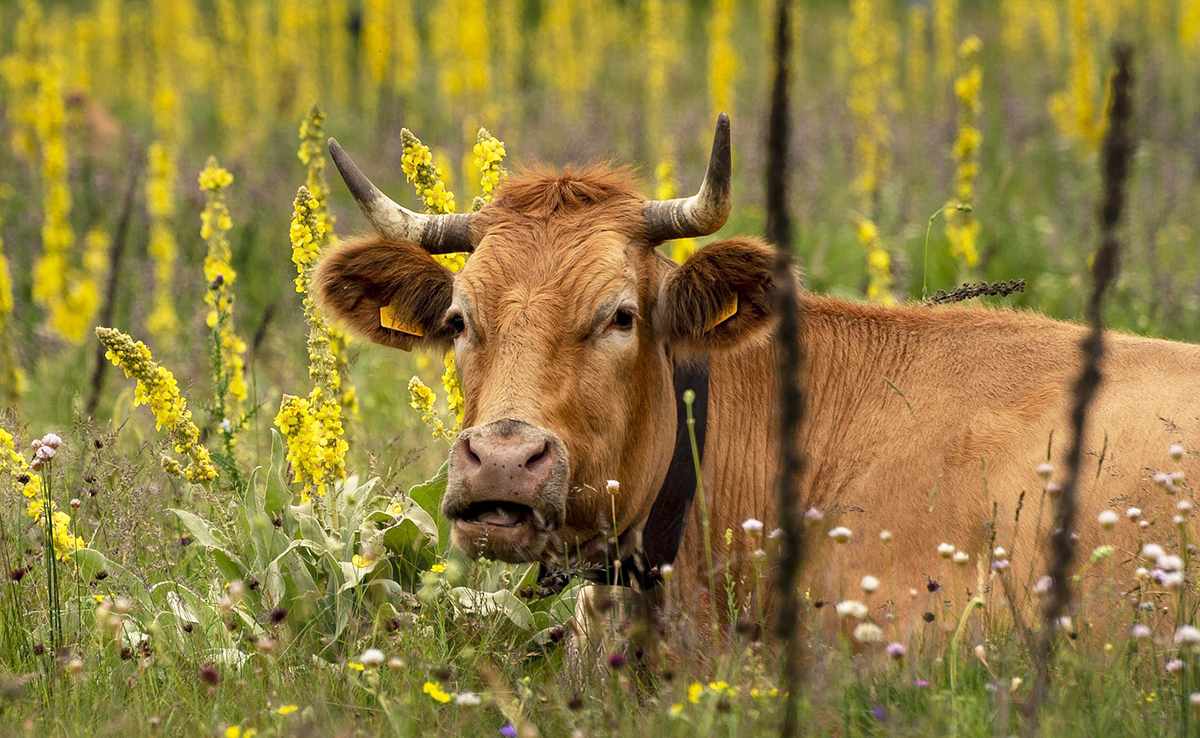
[448,587,535,631]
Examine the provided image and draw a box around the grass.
[1,0,1200,735]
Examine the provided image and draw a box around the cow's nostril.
[524,440,552,473]
[460,436,483,469]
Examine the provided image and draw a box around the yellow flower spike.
[707,0,738,115]
[198,157,248,430]
[944,35,983,272]
[854,216,896,305]
[96,327,217,485]
[276,187,348,503]
[296,106,356,416]
[276,705,298,716]
[0,204,25,405]
[144,74,183,347]
[1049,0,1107,154]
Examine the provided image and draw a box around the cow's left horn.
[643,112,732,242]
[328,138,475,254]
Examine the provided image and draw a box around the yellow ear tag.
[379,304,423,337]
[704,294,738,333]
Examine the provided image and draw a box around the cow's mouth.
[457,500,536,529]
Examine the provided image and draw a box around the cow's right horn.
[643,112,733,242]
[328,138,475,254]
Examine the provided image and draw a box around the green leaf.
[169,509,231,550]
[407,462,449,548]
[265,429,291,513]
[448,587,535,631]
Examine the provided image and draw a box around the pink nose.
[454,424,558,499]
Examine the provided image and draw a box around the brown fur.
[317,164,1200,629]
[314,235,455,351]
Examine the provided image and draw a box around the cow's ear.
[654,237,778,352]
[315,235,456,351]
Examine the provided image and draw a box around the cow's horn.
[328,138,474,254]
[643,112,732,242]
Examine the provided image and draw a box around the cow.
[314,114,1200,631]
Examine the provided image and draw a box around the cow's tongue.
[472,504,526,527]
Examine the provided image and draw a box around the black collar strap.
[563,356,710,590]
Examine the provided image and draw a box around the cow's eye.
[447,310,466,336]
[611,307,636,331]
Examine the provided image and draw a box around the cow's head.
[315,115,778,567]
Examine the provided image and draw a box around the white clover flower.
[1057,616,1073,631]
[1036,462,1053,479]
[1171,471,1186,483]
[1097,510,1119,529]
[752,548,767,560]
[1167,658,1185,674]
[360,648,385,667]
[937,543,956,559]
[1191,693,1200,712]
[973,644,986,660]
[805,507,824,524]
[1131,623,1152,639]
[1174,515,1186,525]
[1154,472,1171,488]
[41,433,62,449]
[1034,575,1052,595]
[835,600,868,619]
[35,445,56,461]
[828,526,852,543]
[1159,554,1184,573]
[1139,520,1150,529]
[605,480,620,495]
[992,559,1010,572]
[1174,625,1200,646]
[908,588,919,598]
[741,518,764,534]
[1126,507,1142,520]
[1170,444,1185,461]
[455,692,482,706]
[1164,572,1186,590]
[768,528,784,540]
[993,546,1009,561]
[879,530,893,543]
[853,622,883,643]
[1135,567,1150,581]
[1142,543,1166,560]
[1179,500,1193,514]
[660,564,674,581]
[860,575,880,593]
[1045,481,1062,496]
[952,551,970,566]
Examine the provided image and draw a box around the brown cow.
[315,115,1200,628]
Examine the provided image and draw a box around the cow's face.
[316,119,778,566]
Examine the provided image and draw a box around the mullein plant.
[96,327,218,485]
[274,188,348,504]
[945,36,983,275]
[198,158,249,460]
[0,198,27,406]
[0,0,44,163]
[655,157,698,264]
[31,57,102,343]
[144,78,182,344]
[299,105,357,416]
[847,0,900,304]
[1049,0,1107,155]
[707,0,738,116]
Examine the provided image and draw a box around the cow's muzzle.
[443,419,568,562]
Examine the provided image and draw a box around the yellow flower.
[198,157,248,426]
[347,662,365,672]
[668,703,684,717]
[96,327,217,485]
[276,705,299,716]
[423,680,452,703]
[430,563,446,573]
[351,554,371,568]
[687,682,703,704]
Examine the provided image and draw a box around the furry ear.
[314,235,455,351]
[653,237,778,352]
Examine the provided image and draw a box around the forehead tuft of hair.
[487,163,644,218]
